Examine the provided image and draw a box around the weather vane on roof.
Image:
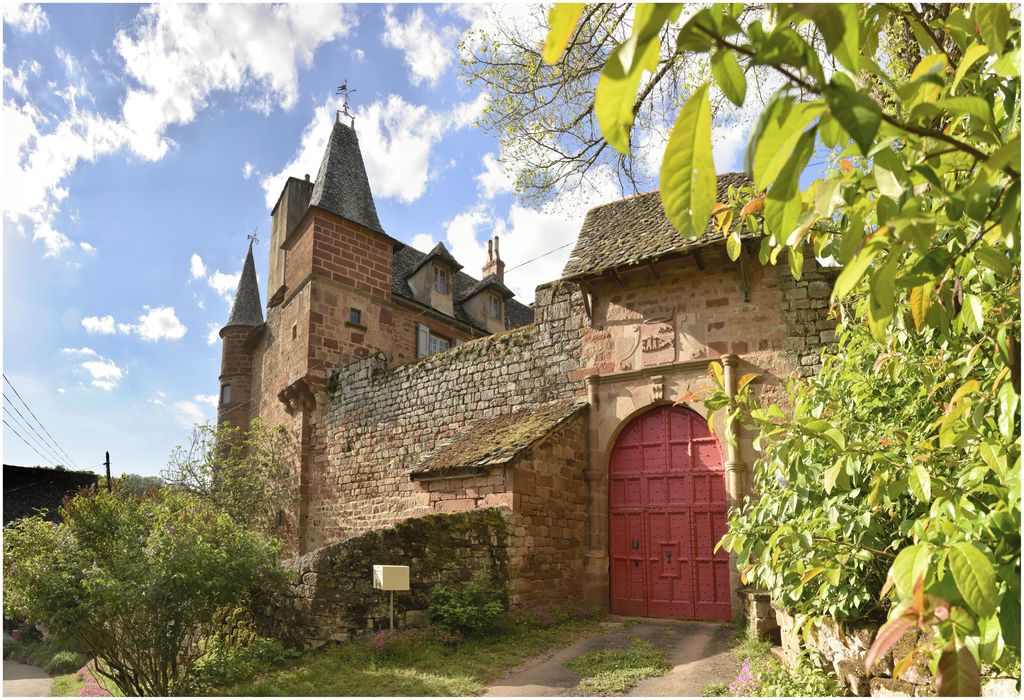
[337,79,356,127]
[247,228,259,246]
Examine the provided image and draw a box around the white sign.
[372,565,410,591]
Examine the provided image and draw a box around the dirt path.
[485,617,737,697]
[3,660,54,697]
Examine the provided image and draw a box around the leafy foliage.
[163,418,297,536]
[544,2,1021,693]
[428,572,506,636]
[3,490,288,696]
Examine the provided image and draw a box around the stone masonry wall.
[415,412,589,607]
[304,282,586,552]
[261,508,511,647]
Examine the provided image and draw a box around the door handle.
[631,539,640,550]
[665,551,673,562]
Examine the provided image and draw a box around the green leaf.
[788,246,804,282]
[961,294,984,333]
[824,76,883,156]
[908,463,931,503]
[872,146,905,199]
[726,230,742,261]
[867,255,898,341]
[949,542,998,617]
[542,3,585,64]
[997,382,1019,442]
[935,643,981,697]
[986,135,1021,174]
[951,43,990,92]
[711,49,746,107]
[975,2,1009,54]
[909,282,934,332]
[708,360,724,389]
[891,543,931,599]
[765,129,815,243]
[998,590,1021,656]
[833,238,884,300]
[661,83,716,239]
[749,99,823,190]
[823,460,842,495]
[595,41,660,155]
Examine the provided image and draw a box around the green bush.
[3,490,289,696]
[190,635,295,690]
[701,681,729,697]
[428,573,506,635]
[43,650,87,675]
[565,637,670,694]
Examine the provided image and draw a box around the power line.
[3,418,57,468]
[3,403,65,467]
[3,375,79,468]
[503,241,575,274]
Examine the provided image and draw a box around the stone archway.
[608,404,731,619]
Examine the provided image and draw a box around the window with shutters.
[429,334,450,354]
[433,265,449,294]
[416,323,451,358]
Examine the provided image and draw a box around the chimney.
[482,236,505,283]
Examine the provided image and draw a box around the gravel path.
[485,617,737,696]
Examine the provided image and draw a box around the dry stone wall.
[305,282,587,551]
[260,508,510,647]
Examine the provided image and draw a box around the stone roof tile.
[562,172,753,279]
[410,399,587,476]
[225,241,264,327]
[309,119,384,235]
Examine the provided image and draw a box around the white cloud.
[82,315,116,335]
[171,400,209,427]
[261,93,486,209]
[194,393,218,407]
[242,161,255,179]
[81,358,124,392]
[382,6,458,88]
[476,152,514,200]
[4,4,354,257]
[206,322,221,346]
[351,48,366,64]
[208,270,240,300]
[3,60,42,98]
[79,241,96,253]
[57,387,65,395]
[122,306,187,342]
[190,253,207,279]
[61,347,97,356]
[410,233,435,252]
[3,4,49,33]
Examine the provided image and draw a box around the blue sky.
[3,3,759,477]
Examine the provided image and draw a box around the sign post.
[372,565,410,630]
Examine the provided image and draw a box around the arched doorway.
[608,404,731,619]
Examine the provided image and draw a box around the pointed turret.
[308,117,384,234]
[225,241,264,328]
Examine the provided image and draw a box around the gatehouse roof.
[562,172,754,280]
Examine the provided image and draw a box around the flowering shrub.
[728,659,760,696]
[75,661,111,697]
[728,653,842,697]
[366,627,464,659]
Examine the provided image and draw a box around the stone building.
[218,113,834,630]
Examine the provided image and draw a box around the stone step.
[770,646,788,666]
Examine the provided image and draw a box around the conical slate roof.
[410,242,464,275]
[225,241,263,327]
[308,118,384,234]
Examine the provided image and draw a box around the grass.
[700,681,729,696]
[214,617,602,696]
[50,672,86,697]
[564,638,671,695]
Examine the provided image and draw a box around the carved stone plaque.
[640,317,675,367]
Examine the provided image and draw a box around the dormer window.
[488,293,502,319]
[433,266,449,294]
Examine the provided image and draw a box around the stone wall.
[261,508,510,647]
[304,282,586,551]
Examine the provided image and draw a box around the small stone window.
[428,333,450,355]
[291,324,297,340]
[433,265,449,295]
[348,308,362,326]
[220,383,232,406]
[488,293,502,319]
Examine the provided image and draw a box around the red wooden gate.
[609,405,731,619]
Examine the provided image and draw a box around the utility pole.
[104,451,111,492]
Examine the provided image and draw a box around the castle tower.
[217,240,263,430]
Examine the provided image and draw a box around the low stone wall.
[260,508,510,647]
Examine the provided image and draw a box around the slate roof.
[391,244,534,332]
[4,464,98,525]
[225,240,264,327]
[410,242,464,274]
[309,119,385,235]
[562,172,754,279]
[459,274,515,302]
[409,399,587,476]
